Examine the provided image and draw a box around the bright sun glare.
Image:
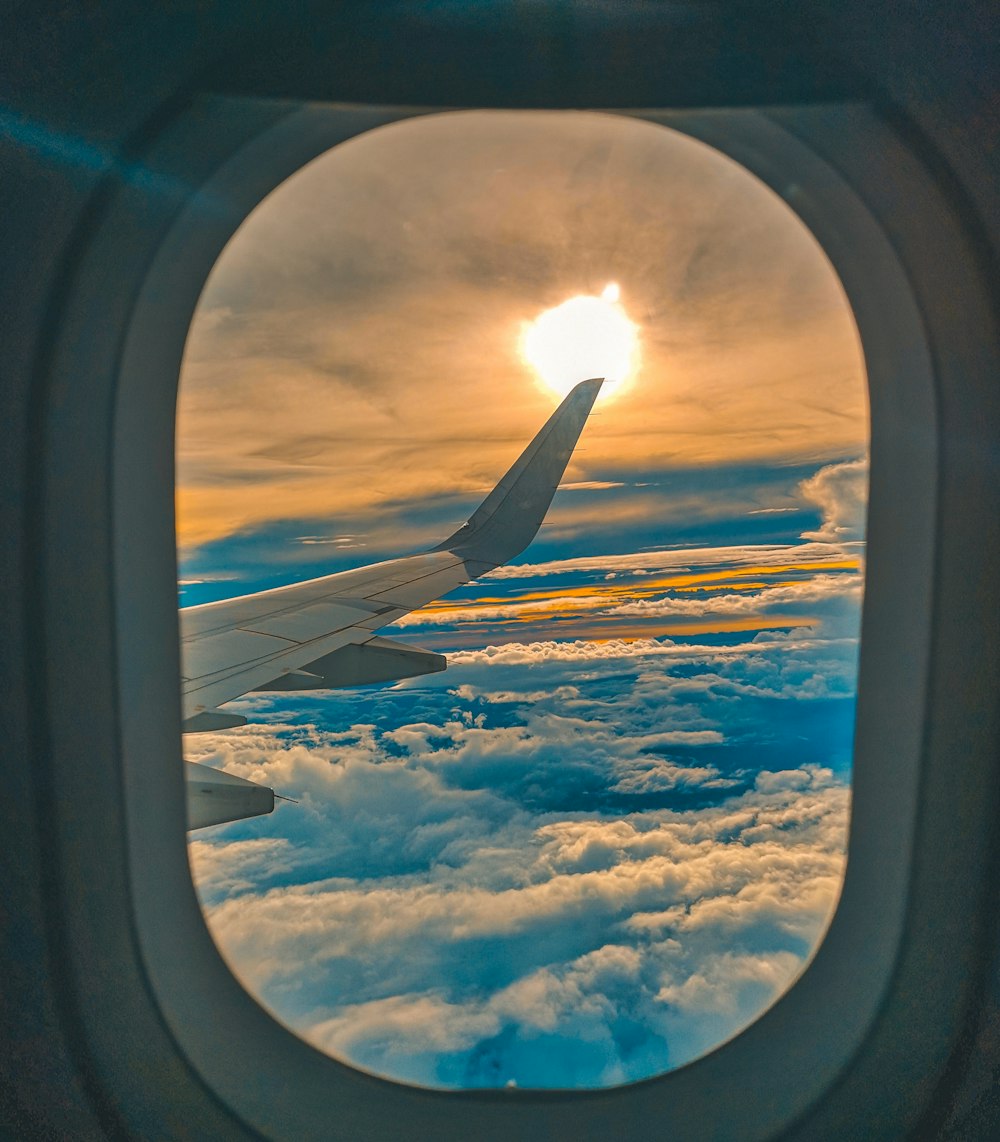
[521,282,639,402]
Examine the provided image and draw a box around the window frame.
[37,93,996,1140]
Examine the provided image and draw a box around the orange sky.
[176,110,866,553]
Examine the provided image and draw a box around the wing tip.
[570,376,605,398]
[434,374,606,564]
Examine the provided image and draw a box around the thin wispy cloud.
[177,110,865,552]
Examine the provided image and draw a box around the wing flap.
[183,626,361,716]
[253,636,446,691]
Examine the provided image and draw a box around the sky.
[177,109,868,1089]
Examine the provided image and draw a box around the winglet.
[434,377,604,566]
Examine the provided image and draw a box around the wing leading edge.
[181,377,604,828]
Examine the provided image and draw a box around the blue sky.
[178,109,867,1089]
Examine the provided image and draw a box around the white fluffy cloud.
[188,614,854,1087]
[185,528,861,1089]
[799,458,869,543]
[194,760,846,1086]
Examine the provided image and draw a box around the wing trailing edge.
[251,636,446,692]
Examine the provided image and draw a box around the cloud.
[384,548,863,659]
[799,458,869,543]
[403,566,856,625]
[187,595,856,1088]
[558,481,627,491]
[195,762,847,1086]
[485,542,852,581]
[601,571,863,636]
[188,836,296,898]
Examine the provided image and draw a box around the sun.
[520,282,639,401]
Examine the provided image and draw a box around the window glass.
[178,110,866,1089]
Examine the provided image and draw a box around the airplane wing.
[180,378,603,828]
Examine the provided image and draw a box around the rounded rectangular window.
[176,109,867,1089]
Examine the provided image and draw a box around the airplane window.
[176,109,867,1090]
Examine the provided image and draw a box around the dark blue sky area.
[178,459,834,607]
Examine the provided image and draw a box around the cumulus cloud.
[413,623,862,707]
[187,597,856,1088]
[195,760,847,1086]
[799,458,869,544]
[188,836,296,898]
[599,572,864,641]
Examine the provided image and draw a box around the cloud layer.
[187,546,858,1088]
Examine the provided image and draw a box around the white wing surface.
[180,378,604,740]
